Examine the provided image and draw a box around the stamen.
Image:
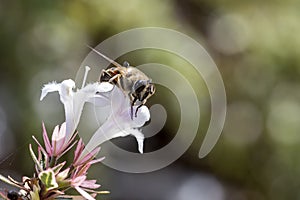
[81,66,91,89]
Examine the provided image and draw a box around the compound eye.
[141,91,150,101]
[133,80,146,92]
[135,84,146,94]
[123,61,130,68]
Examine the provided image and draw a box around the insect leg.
[135,104,143,117]
[135,98,148,117]
[131,96,138,120]
[108,74,122,83]
[99,69,112,82]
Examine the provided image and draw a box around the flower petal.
[40,81,60,101]
[80,180,101,189]
[51,124,60,153]
[32,136,48,159]
[75,187,95,200]
[119,105,150,128]
[84,126,145,154]
[89,156,105,165]
[41,79,76,140]
[74,139,85,165]
[124,129,145,154]
[58,79,76,103]
[57,168,70,181]
[98,82,114,92]
[64,101,75,140]
[72,175,86,187]
[57,80,76,140]
[75,147,100,166]
[55,123,67,153]
[66,83,99,141]
[110,86,128,113]
[58,138,78,159]
[83,86,150,154]
[108,129,144,153]
[76,163,92,176]
[87,95,110,107]
[42,123,52,155]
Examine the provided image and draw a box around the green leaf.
[52,162,66,174]
[29,144,43,172]
[38,169,58,191]
[57,179,70,189]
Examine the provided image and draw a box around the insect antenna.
[86,45,123,68]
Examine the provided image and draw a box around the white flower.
[84,84,150,154]
[40,79,108,143]
[40,66,150,154]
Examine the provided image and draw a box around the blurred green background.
[1,0,300,199]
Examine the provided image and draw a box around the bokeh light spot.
[223,101,263,146]
[208,14,250,55]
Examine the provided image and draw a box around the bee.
[88,46,155,119]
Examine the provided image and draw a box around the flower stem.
[49,156,57,168]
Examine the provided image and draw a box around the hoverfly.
[87,46,155,119]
